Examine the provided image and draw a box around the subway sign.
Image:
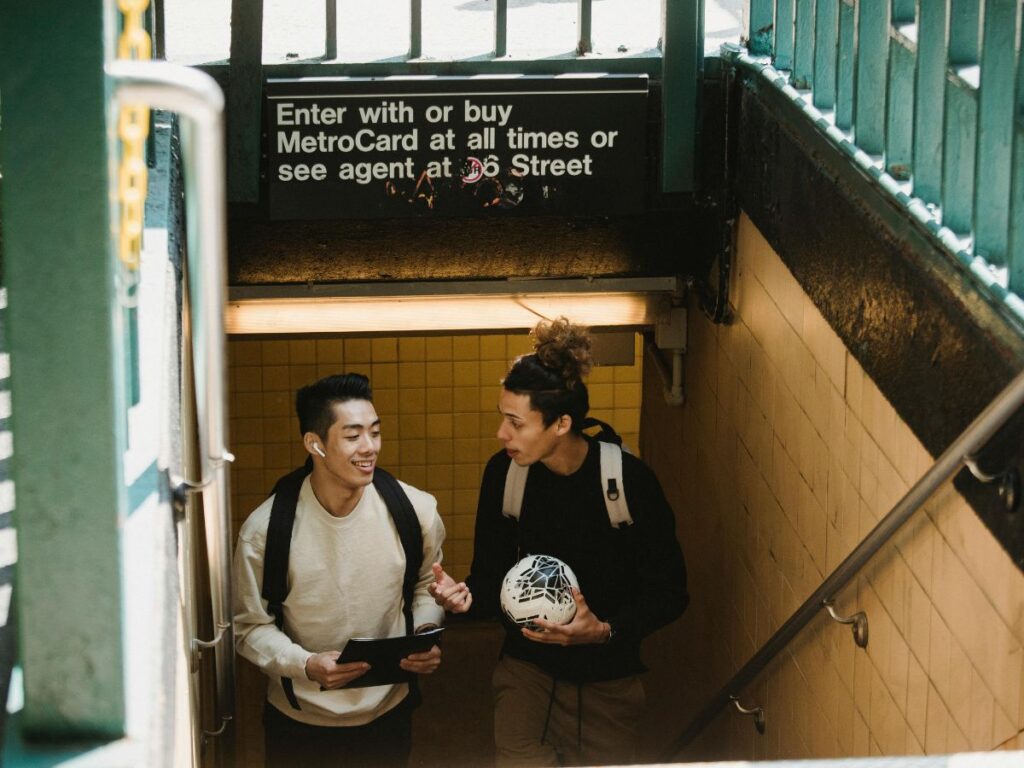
[265,75,648,219]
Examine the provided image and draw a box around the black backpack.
[261,459,424,710]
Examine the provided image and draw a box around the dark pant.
[263,699,413,768]
[492,656,645,767]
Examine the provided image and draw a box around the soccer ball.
[499,554,580,628]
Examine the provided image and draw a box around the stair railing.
[109,60,235,740]
[662,364,1024,760]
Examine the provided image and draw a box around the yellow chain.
[116,0,151,272]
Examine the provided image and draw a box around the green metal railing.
[319,0,597,60]
[744,0,1024,306]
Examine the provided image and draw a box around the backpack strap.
[371,467,424,707]
[501,428,633,528]
[598,441,632,528]
[502,460,529,521]
[261,459,312,711]
[372,468,423,636]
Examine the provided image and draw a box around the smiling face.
[496,389,567,466]
[305,398,381,492]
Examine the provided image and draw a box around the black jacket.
[465,436,689,682]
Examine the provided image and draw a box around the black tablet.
[333,627,446,689]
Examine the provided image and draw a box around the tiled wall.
[228,331,642,580]
[227,330,642,768]
[640,213,1024,761]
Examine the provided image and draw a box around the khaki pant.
[492,656,645,768]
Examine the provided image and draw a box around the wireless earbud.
[312,444,326,458]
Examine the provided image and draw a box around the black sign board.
[265,75,648,219]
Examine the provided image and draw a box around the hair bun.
[532,317,593,389]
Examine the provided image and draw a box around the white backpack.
[501,440,634,528]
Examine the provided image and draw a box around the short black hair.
[295,373,373,439]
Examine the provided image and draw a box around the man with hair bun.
[431,318,689,767]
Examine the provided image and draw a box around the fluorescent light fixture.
[226,278,679,335]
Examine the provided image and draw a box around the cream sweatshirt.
[233,476,446,726]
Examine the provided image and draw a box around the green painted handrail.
[744,0,1024,320]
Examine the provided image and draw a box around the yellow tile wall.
[639,212,1024,761]
[228,331,643,581]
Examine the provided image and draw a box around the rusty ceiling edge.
[228,276,682,300]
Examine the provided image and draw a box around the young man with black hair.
[233,373,446,768]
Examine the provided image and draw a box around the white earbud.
[312,444,326,458]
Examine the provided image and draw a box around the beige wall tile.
[452,360,480,386]
[968,666,996,749]
[234,366,264,392]
[906,652,929,744]
[288,364,318,391]
[288,339,316,364]
[478,334,505,361]
[613,361,641,383]
[425,335,454,360]
[451,335,478,361]
[479,360,507,388]
[262,339,290,365]
[314,338,343,364]
[426,413,453,439]
[425,361,454,386]
[638,216,1024,762]
[398,336,425,361]
[374,388,399,416]
[506,333,533,358]
[371,362,398,389]
[344,338,371,363]
[932,496,1024,644]
[398,413,426,439]
[371,337,398,362]
[231,340,263,366]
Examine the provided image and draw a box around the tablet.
[333,627,446,689]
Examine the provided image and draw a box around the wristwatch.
[604,621,617,643]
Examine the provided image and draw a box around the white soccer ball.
[500,554,580,628]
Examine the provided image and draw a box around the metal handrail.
[662,364,1024,760]
[109,60,235,738]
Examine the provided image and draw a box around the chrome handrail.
[663,364,1024,759]
[109,61,234,738]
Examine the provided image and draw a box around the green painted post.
[228,0,263,203]
[913,0,948,204]
[0,0,126,738]
[748,0,776,58]
[972,0,1018,266]
[410,0,422,59]
[836,0,856,130]
[855,0,890,153]
[1008,20,1024,293]
[886,32,916,180]
[949,0,980,66]
[495,0,508,57]
[891,0,914,21]
[792,0,815,89]
[813,0,838,109]
[942,74,978,235]
[776,0,795,71]
[577,0,592,55]
[325,0,337,59]
[942,0,980,236]
[661,0,701,192]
